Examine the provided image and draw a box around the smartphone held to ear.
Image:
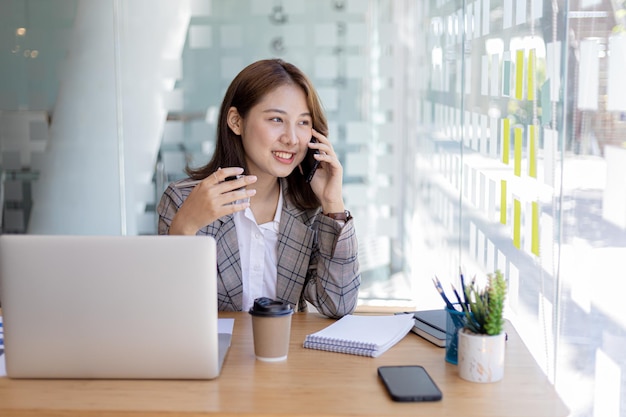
[301,137,320,183]
[378,365,442,402]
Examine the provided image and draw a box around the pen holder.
[445,307,466,365]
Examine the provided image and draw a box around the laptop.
[0,234,231,379]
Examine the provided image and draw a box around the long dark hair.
[186,59,327,210]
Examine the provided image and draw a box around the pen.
[432,276,456,311]
[459,267,468,309]
[173,180,202,188]
[451,284,468,313]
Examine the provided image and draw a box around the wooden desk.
[0,312,568,417]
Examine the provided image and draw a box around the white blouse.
[233,187,283,312]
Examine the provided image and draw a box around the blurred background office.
[1,0,625,415]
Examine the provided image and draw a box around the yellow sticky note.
[515,50,524,100]
[527,49,536,101]
[500,180,507,225]
[514,127,522,177]
[531,201,540,256]
[502,118,510,164]
[513,199,521,249]
[529,125,537,178]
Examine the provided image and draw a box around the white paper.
[532,0,543,19]
[543,128,557,187]
[578,40,599,110]
[481,55,489,95]
[474,0,482,37]
[472,112,480,151]
[607,35,626,111]
[516,0,527,25]
[218,318,235,335]
[489,116,499,157]
[478,229,486,266]
[524,200,532,254]
[483,0,490,36]
[602,146,626,228]
[487,239,496,272]
[503,0,513,29]
[546,42,561,101]
[480,114,488,154]
[467,2,474,40]
[480,171,487,211]
[303,314,414,357]
[491,53,500,96]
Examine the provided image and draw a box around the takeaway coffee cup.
[248,297,294,362]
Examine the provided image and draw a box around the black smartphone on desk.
[301,137,320,183]
[378,365,442,402]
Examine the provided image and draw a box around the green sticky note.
[531,201,540,256]
[515,50,524,100]
[529,125,537,178]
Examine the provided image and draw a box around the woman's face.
[236,84,312,179]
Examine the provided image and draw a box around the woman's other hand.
[169,167,257,235]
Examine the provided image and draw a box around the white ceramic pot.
[457,329,505,383]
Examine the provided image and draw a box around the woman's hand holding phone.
[305,129,346,216]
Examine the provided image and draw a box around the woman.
[157,59,360,318]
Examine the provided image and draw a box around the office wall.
[0,0,188,235]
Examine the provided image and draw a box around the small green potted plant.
[458,270,507,383]
[462,269,507,336]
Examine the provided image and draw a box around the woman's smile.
[273,150,296,164]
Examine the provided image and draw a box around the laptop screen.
[0,235,224,379]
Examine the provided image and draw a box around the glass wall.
[1,0,626,415]
[411,0,626,416]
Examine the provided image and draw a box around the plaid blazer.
[157,179,361,318]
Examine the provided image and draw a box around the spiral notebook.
[303,314,414,357]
